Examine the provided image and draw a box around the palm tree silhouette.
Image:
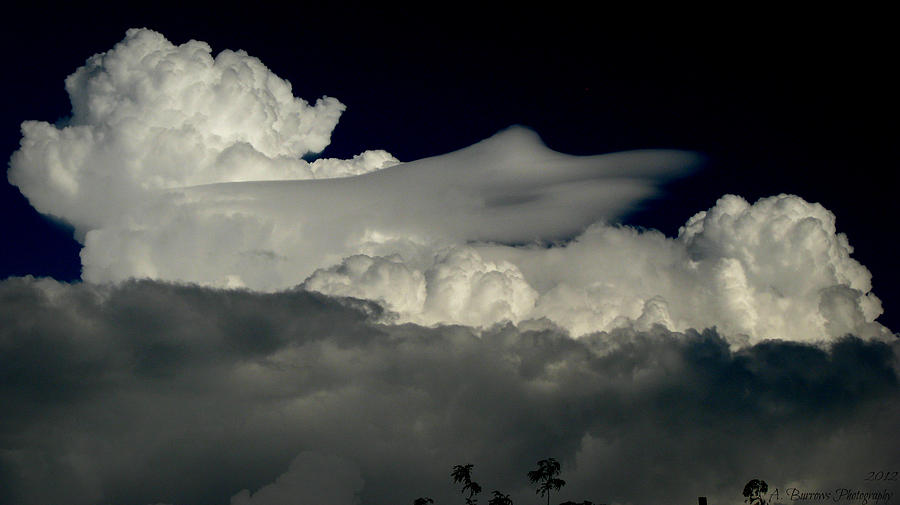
[487,490,514,505]
[527,458,566,505]
[452,464,483,505]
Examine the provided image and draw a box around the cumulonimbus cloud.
[3,26,898,505]
[6,28,894,346]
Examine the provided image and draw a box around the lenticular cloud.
[7,28,894,345]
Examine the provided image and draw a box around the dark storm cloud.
[1,277,897,505]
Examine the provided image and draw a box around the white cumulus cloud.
[8,28,397,234]
[6,28,893,346]
[303,246,538,327]
[476,194,892,343]
[303,194,892,344]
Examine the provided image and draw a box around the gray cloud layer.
[1,277,897,505]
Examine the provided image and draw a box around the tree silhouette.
[527,458,566,505]
[487,490,513,505]
[452,464,483,505]
[452,464,474,486]
[743,479,769,505]
[414,498,435,505]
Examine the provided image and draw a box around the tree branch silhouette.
[452,463,483,505]
[527,458,566,505]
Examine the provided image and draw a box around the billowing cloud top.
[9,28,397,232]
[6,28,894,346]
